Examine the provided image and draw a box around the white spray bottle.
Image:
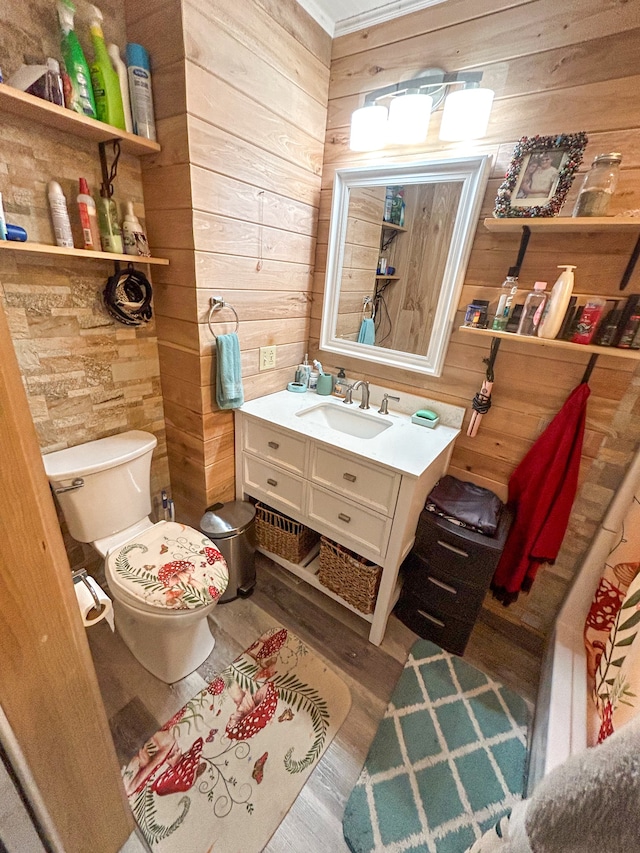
[537,265,576,340]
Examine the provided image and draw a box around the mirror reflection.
[320,156,491,376]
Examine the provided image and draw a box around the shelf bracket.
[513,225,531,274]
[581,353,598,384]
[98,139,121,200]
[619,233,640,291]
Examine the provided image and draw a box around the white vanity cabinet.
[234,390,462,645]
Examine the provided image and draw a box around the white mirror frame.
[320,155,491,376]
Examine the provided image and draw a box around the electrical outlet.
[259,345,277,371]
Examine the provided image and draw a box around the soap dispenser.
[333,367,348,398]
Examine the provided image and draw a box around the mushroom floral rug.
[123,627,351,852]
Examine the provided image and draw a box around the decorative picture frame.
[494,132,588,218]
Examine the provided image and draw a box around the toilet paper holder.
[72,568,102,613]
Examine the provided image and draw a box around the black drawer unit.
[396,505,513,655]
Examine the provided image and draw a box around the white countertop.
[237,389,461,478]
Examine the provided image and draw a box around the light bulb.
[439,87,494,142]
[349,104,388,151]
[386,93,433,145]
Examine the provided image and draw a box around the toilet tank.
[43,430,158,543]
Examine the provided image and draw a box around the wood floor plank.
[89,550,541,852]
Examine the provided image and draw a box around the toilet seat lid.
[105,521,229,611]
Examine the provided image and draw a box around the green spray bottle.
[89,4,125,129]
[57,0,96,118]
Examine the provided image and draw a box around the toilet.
[43,430,228,684]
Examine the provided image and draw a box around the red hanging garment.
[491,382,590,604]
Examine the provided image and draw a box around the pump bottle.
[107,44,133,133]
[122,201,150,256]
[89,5,126,129]
[537,265,576,340]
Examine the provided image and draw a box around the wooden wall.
[1,0,170,576]
[313,0,640,646]
[128,0,331,526]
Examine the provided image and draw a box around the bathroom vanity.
[235,389,463,645]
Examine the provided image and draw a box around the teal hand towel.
[357,318,375,345]
[215,332,244,410]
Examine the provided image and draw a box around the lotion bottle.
[47,181,74,248]
[537,265,576,340]
[122,201,150,256]
[77,177,101,250]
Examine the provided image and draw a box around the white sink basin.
[296,402,392,439]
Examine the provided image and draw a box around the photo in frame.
[494,132,588,218]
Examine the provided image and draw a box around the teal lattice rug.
[343,640,528,853]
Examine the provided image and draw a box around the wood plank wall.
[128,0,331,526]
[313,0,640,646]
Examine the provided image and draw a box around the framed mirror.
[320,155,491,376]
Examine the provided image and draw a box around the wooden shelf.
[458,325,640,360]
[381,221,407,232]
[484,216,640,233]
[0,84,160,155]
[375,274,400,280]
[0,240,169,265]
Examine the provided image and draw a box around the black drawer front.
[403,552,485,618]
[395,594,473,656]
[413,524,499,588]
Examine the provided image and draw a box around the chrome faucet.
[378,393,400,415]
[352,380,370,410]
[343,384,355,404]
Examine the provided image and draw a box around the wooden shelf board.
[0,84,160,155]
[0,240,169,265]
[256,545,374,623]
[483,216,640,233]
[381,221,407,232]
[458,325,640,360]
[375,274,400,280]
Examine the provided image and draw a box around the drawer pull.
[436,539,469,558]
[418,609,445,628]
[428,576,458,595]
[266,478,278,487]
[338,512,351,523]
[343,473,357,482]
[267,441,280,450]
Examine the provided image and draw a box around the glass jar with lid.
[572,153,622,217]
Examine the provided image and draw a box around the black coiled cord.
[103,265,153,326]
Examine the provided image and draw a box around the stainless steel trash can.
[200,501,256,603]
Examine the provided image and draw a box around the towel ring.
[208,297,239,340]
[362,296,375,321]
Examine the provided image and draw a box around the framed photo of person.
[494,132,588,218]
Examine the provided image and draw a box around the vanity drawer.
[310,445,400,517]
[307,484,391,561]
[243,419,307,475]
[402,552,486,619]
[243,454,305,515]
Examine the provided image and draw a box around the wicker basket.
[254,502,319,563]
[318,536,382,614]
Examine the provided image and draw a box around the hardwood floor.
[88,553,541,853]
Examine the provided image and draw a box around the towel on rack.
[357,318,376,345]
[215,332,244,410]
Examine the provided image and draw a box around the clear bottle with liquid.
[572,153,621,217]
[492,267,519,331]
[516,281,547,336]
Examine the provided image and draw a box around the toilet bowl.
[43,430,229,683]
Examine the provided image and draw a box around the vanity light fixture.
[349,68,495,151]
